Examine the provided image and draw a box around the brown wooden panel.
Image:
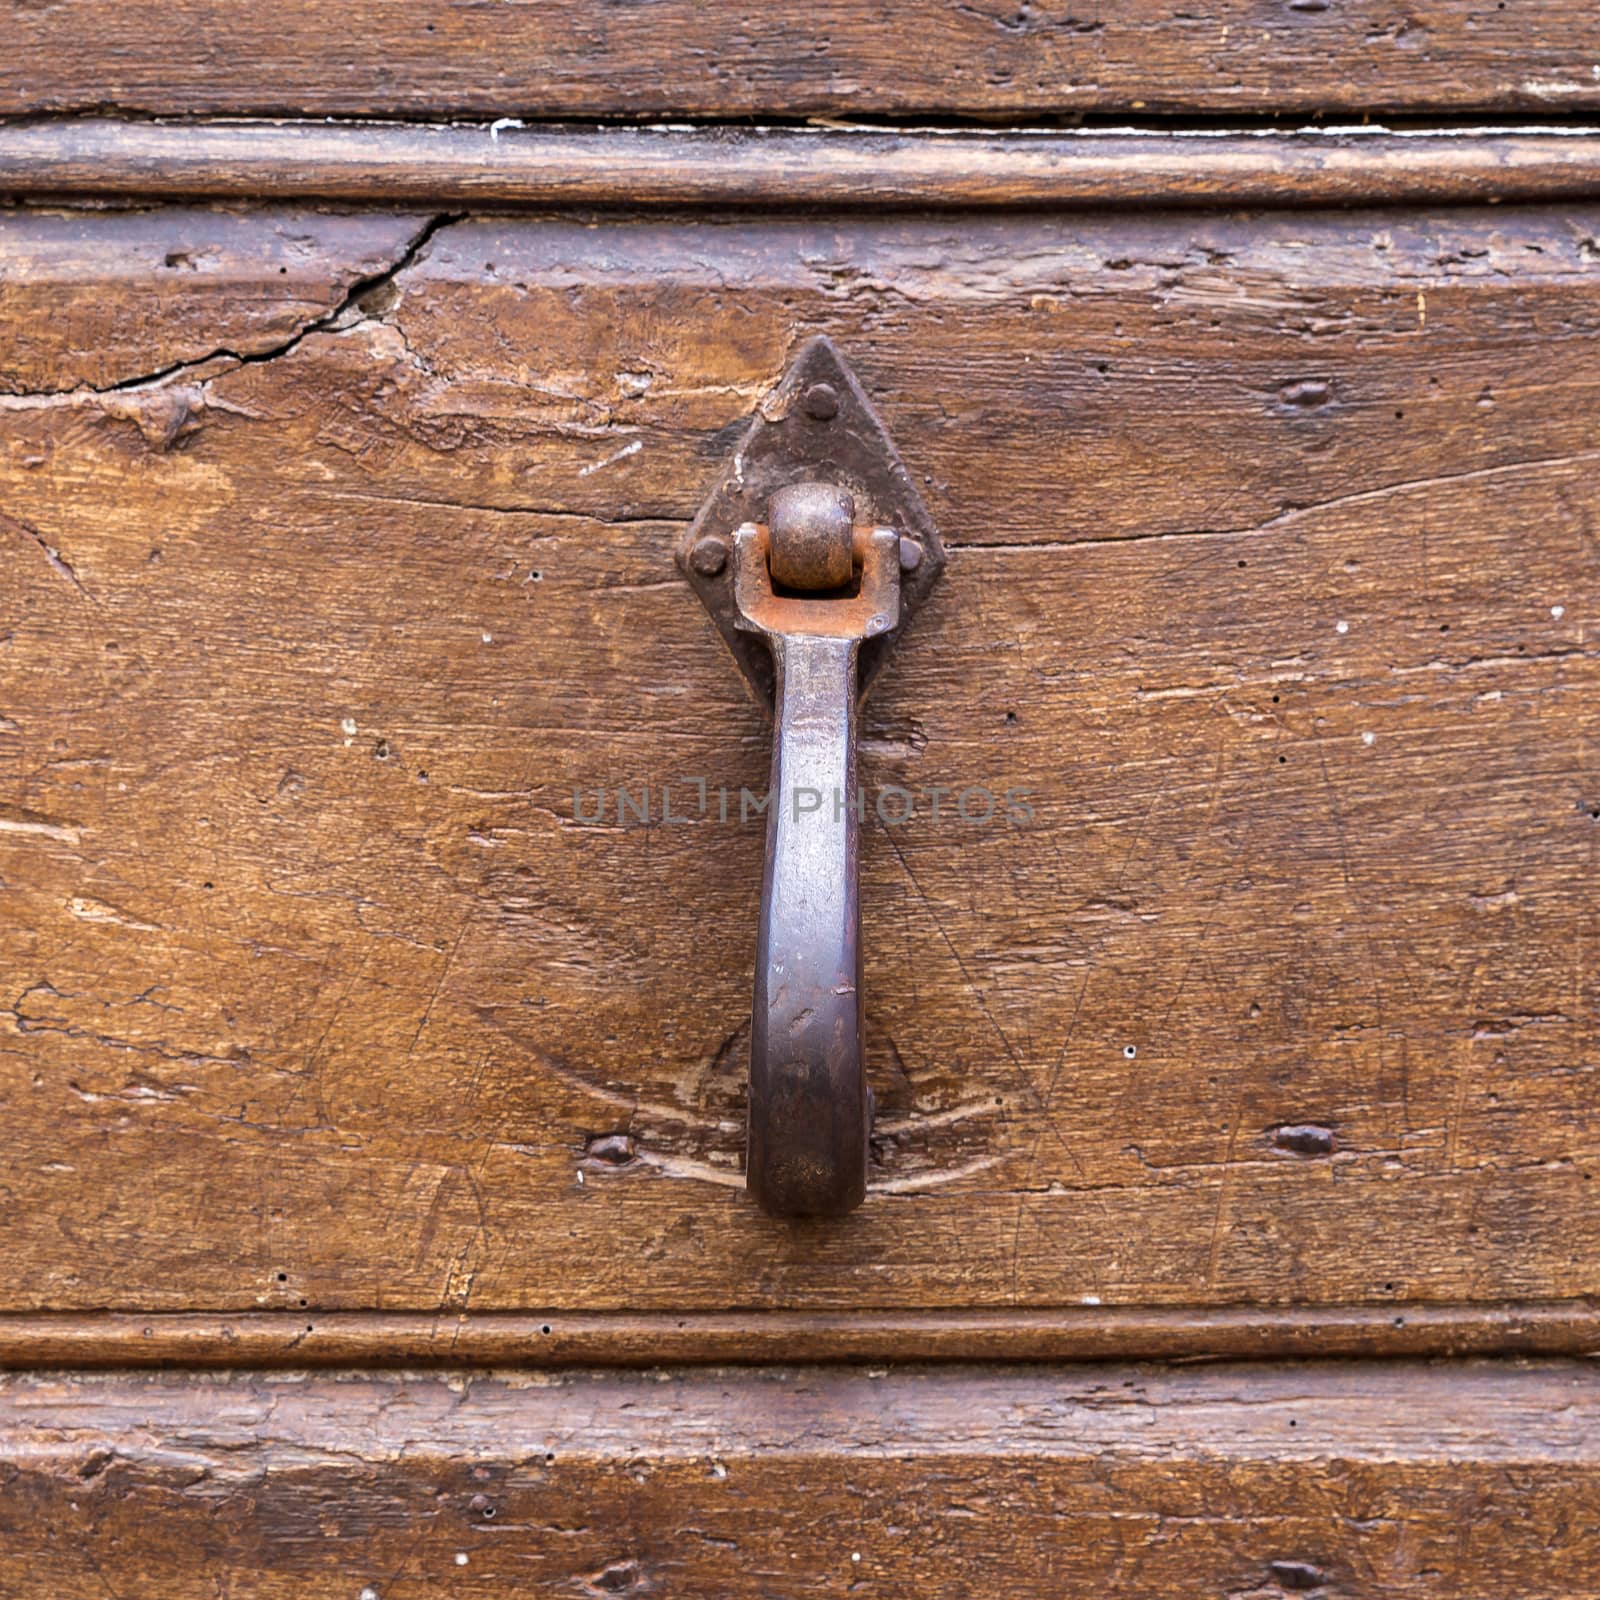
[4,1,1600,118]
[1,204,1597,1317]
[2,1362,1597,1596]
[9,123,1600,213]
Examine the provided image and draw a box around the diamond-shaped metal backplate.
[677,336,945,713]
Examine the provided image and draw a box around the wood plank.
[1,204,1597,1319]
[2,1362,1597,1596]
[4,1,1600,118]
[2,1304,1599,1367]
[9,122,1600,212]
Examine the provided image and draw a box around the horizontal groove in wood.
[4,120,1600,208]
[2,1303,1597,1368]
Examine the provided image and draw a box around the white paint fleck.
[711,1460,728,1479]
[575,1169,585,1186]
[488,117,524,140]
[577,438,643,477]
[360,1589,379,1600]
[340,716,358,740]
[851,1553,862,1564]
[1362,731,1376,746]
[1551,604,1566,620]
[455,1553,469,1567]
[1335,619,1349,635]
[1082,1294,1102,1306]
[481,631,493,644]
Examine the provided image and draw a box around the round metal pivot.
[767,481,855,591]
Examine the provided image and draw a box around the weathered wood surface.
[2,1362,1597,1596]
[2,203,1597,1319]
[11,122,1600,212]
[4,1303,1600,1368]
[0,209,432,397]
[5,1,1600,118]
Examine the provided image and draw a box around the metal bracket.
[677,340,944,1217]
[677,335,945,712]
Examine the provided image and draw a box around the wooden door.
[2,7,1598,1594]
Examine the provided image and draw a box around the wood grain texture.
[2,203,1597,1319]
[2,1362,1598,1596]
[9,122,1600,211]
[5,1,1600,117]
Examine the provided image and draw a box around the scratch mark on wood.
[577,438,643,477]
[66,896,161,932]
[2,510,95,601]
[0,807,81,846]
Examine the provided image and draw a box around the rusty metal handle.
[679,344,945,1217]
[749,629,867,1216]
[728,484,902,1217]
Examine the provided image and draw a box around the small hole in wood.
[1272,1124,1335,1158]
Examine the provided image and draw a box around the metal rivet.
[897,536,924,573]
[801,382,840,421]
[689,534,729,576]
